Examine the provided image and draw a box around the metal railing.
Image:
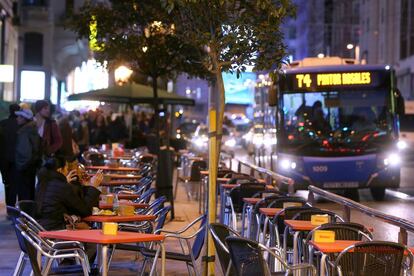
[308,185,414,245]
[221,152,294,192]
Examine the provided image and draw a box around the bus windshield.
[280,89,393,155]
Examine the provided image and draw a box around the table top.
[83,214,155,223]
[90,173,141,179]
[242,197,262,205]
[86,166,140,172]
[101,180,142,186]
[309,240,360,253]
[284,220,318,231]
[99,201,148,209]
[259,208,283,217]
[100,193,141,200]
[39,229,164,244]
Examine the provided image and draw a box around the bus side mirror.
[395,89,405,116]
[268,84,278,106]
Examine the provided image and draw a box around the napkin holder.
[313,230,336,243]
[311,214,330,226]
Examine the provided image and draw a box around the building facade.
[359,0,414,99]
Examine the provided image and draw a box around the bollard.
[398,228,408,245]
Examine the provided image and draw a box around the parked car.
[190,125,237,155]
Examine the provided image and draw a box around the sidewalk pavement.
[0,172,211,275]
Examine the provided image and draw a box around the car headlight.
[224,139,236,147]
[194,137,207,147]
[264,137,277,146]
[397,140,407,150]
[384,153,401,166]
[279,159,297,170]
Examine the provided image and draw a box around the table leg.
[241,203,247,236]
[260,217,269,244]
[219,185,224,223]
[293,231,300,264]
[149,245,160,276]
[161,242,166,276]
[320,254,327,276]
[101,244,109,276]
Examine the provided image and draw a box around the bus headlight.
[397,140,407,150]
[280,159,297,170]
[384,153,401,166]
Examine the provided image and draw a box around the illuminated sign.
[296,72,372,88]
[20,70,45,102]
[0,65,14,83]
[281,70,388,92]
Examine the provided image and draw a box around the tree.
[162,0,295,274]
[67,0,210,152]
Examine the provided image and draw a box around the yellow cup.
[119,205,134,216]
[106,194,114,204]
[102,222,118,235]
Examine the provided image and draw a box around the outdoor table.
[89,173,141,179]
[100,193,140,200]
[240,197,260,237]
[99,201,149,210]
[39,229,165,276]
[309,240,360,276]
[284,220,318,265]
[259,208,283,217]
[86,166,140,172]
[101,180,142,186]
[83,214,156,223]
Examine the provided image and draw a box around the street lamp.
[114,65,133,85]
[347,43,354,50]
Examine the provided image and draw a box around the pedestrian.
[0,104,20,212]
[34,100,63,156]
[57,116,77,162]
[15,108,42,200]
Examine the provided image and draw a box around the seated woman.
[35,155,103,231]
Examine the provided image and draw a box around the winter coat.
[15,121,42,171]
[35,168,100,230]
[42,119,63,156]
[0,116,19,165]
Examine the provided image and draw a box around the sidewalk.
[0,173,206,275]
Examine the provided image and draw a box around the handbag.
[64,214,90,230]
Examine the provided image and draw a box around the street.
[233,147,414,244]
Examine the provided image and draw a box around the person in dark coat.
[15,109,42,201]
[0,104,21,210]
[35,155,102,230]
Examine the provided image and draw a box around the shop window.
[23,32,43,66]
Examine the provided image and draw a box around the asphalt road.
[233,147,414,244]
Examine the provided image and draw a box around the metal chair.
[14,219,91,276]
[334,241,413,276]
[226,236,316,276]
[136,188,157,204]
[16,200,38,219]
[174,159,207,201]
[304,222,373,273]
[140,215,207,276]
[209,223,240,276]
[227,182,266,230]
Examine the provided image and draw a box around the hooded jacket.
[36,168,100,230]
[15,121,42,171]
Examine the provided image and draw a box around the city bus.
[275,57,405,200]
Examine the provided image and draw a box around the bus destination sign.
[282,70,388,92]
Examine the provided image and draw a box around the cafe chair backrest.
[292,209,344,222]
[137,188,157,204]
[209,223,239,276]
[229,183,266,213]
[189,160,207,182]
[192,215,208,259]
[14,223,42,276]
[17,200,38,219]
[7,206,29,255]
[334,241,411,276]
[226,236,269,276]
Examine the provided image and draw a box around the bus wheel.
[370,187,386,201]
